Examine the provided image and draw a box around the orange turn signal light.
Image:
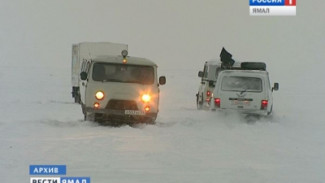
[94,102,100,109]
[144,106,150,112]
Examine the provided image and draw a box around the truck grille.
[106,100,138,110]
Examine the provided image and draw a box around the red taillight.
[261,100,268,109]
[206,91,211,97]
[214,98,221,108]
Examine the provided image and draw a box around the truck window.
[92,63,154,85]
[221,76,262,92]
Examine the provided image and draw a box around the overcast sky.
[1,0,324,87]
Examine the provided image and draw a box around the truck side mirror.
[80,72,88,81]
[159,76,166,85]
[198,71,204,77]
[272,83,279,91]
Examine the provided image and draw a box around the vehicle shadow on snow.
[245,114,275,124]
[41,119,152,129]
[244,115,262,124]
[40,119,98,128]
[214,111,275,124]
[93,119,155,128]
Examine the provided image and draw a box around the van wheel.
[196,93,203,110]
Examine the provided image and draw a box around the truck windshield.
[221,76,262,92]
[92,63,154,85]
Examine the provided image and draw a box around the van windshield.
[221,76,262,92]
[92,63,154,85]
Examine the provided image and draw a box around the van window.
[92,63,154,85]
[221,76,262,92]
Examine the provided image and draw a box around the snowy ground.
[1,0,325,182]
[0,65,324,183]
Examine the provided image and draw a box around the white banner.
[250,6,296,16]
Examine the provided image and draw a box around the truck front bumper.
[85,107,157,118]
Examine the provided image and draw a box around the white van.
[211,63,279,116]
[196,60,241,109]
[196,60,222,109]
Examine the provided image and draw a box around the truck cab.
[71,42,165,124]
[79,53,166,123]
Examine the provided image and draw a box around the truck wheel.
[150,116,157,124]
[85,112,95,121]
[196,93,203,110]
[144,114,157,124]
[74,94,81,104]
[72,87,80,103]
[145,118,156,124]
[85,113,103,122]
[81,104,86,115]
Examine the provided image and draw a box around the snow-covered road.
[1,1,325,182]
[1,67,324,183]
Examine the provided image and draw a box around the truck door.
[79,60,91,104]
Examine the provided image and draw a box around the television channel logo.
[250,0,296,16]
[29,165,90,183]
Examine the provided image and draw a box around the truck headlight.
[95,91,105,100]
[141,94,151,103]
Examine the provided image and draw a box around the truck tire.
[241,62,266,71]
[148,115,157,124]
[81,104,86,116]
[85,113,104,122]
[141,113,157,124]
[72,87,80,103]
[196,93,203,110]
[74,94,81,104]
[84,112,95,121]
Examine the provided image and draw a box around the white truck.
[71,42,166,123]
